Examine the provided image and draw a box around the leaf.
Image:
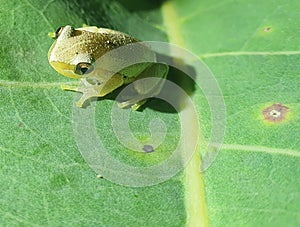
[0,0,299,227]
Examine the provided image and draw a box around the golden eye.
[75,62,94,75]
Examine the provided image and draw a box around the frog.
[48,25,169,109]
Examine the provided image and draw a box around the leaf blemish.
[143,145,154,153]
[264,26,272,32]
[262,103,289,123]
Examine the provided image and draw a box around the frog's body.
[48,25,168,108]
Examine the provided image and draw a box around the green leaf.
[1,0,299,226]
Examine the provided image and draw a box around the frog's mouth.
[49,61,81,79]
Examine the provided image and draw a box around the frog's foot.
[117,98,147,110]
[61,81,100,108]
[62,75,124,108]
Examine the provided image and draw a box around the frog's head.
[48,25,94,79]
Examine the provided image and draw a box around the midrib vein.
[161,2,208,227]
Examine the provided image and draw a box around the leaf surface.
[0,0,299,226]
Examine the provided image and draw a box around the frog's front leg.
[118,63,169,110]
[63,73,124,107]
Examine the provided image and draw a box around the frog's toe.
[76,101,84,108]
[48,32,56,39]
[117,101,128,109]
[76,94,90,108]
[117,99,147,110]
[61,84,80,92]
[131,100,147,110]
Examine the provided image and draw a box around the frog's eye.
[54,26,76,39]
[55,26,65,39]
[75,62,94,75]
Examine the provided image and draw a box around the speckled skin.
[48,25,168,108]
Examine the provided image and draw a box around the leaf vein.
[213,143,300,157]
[200,50,300,58]
[43,90,73,121]
[162,2,208,227]
[8,88,78,164]
[0,80,80,89]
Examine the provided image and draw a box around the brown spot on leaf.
[264,27,272,32]
[262,103,289,123]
